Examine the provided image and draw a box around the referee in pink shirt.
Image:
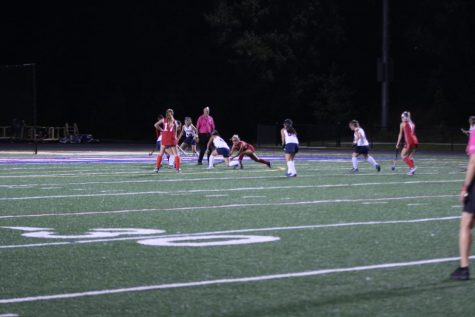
[196,106,215,165]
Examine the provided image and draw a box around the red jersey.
[161,120,177,146]
[403,121,418,147]
[232,141,255,153]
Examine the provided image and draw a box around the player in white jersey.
[206,130,239,169]
[280,118,299,177]
[178,117,199,155]
[349,120,381,173]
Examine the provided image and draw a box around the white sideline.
[0,255,471,305]
[0,193,458,219]
[0,215,460,249]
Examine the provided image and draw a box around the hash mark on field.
[242,195,266,199]
[205,194,229,198]
[361,202,388,205]
[0,254,472,305]
[407,203,427,206]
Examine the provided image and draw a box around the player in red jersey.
[396,111,419,175]
[154,109,181,173]
[229,134,271,169]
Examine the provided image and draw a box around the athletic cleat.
[286,173,297,177]
[206,166,214,170]
[153,168,160,173]
[233,164,239,170]
[450,266,470,281]
[350,168,359,173]
[176,168,182,173]
[376,164,381,172]
[407,167,417,176]
[391,166,396,171]
[266,162,272,168]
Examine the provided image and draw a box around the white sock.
[366,156,377,167]
[287,161,292,174]
[169,154,175,166]
[228,160,239,167]
[352,157,358,169]
[290,161,296,174]
[208,155,215,168]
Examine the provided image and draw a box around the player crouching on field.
[206,130,240,169]
[349,120,381,173]
[230,134,271,169]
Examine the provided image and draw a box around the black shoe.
[197,162,203,165]
[350,168,359,173]
[376,164,381,172]
[266,162,271,168]
[450,266,470,281]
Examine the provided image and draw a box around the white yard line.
[0,215,459,249]
[0,180,462,201]
[0,253,469,305]
[0,194,457,220]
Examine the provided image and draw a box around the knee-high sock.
[175,156,181,170]
[403,156,414,168]
[352,157,358,169]
[208,155,215,168]
[366,155,377,167]
[290,160,296,174]
[156,155,163,169]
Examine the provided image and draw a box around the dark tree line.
[205,0,475,132]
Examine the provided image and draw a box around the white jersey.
[212,136,230,149]
[354,127,369,146]
[183,125,196,138]
[283,129,299,144]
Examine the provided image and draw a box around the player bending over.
[206,130,239,169]
[229,134,271,169]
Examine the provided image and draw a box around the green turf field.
[0,149,472,316]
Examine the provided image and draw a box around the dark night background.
[1,0,474,143]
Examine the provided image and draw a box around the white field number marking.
[2,227,279,247]
[3,227,165,239]
[138,235,280,247]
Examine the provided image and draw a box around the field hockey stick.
[391,148,399,171]
[148,148,155,156]
[176,144,188,156]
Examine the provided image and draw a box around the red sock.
[175,156,181,170]
[156,155,163,169]
[257,159,268,165]
[403,157,414,168]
